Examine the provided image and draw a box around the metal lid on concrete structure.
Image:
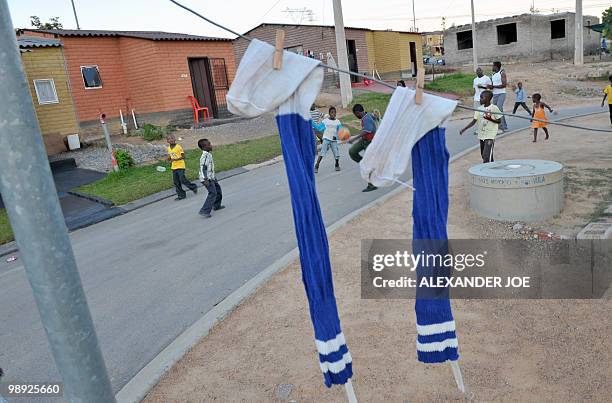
[468,159,563,189]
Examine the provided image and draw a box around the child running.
[313,106,342,173]
[601,75,612,126]
[531,93,554,142]
[512,82,531,115]
[167,134,197,200]
[459,90,502,163]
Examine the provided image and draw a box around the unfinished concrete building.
[444,13,600,65]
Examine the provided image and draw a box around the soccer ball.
[338,127,351,141]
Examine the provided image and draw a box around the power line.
[254,0,284,26]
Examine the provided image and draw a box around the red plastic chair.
[188,95,209,127]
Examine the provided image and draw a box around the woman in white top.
[489,61,508,131]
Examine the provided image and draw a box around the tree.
[30,16,63,29]
[603,7,612,40]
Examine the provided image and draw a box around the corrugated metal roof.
[16,29,232,42]
[17,36,62,48]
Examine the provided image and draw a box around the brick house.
[234,23,423,86]
[444,13,600,65]
[16,29,237,143]
[18,37,79,155]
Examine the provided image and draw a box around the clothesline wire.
[168,0,612,134]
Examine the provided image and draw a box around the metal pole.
[574,0,583,65]
[70,0,80,30]
[470,0,478,71]
[412,0,417,32]
[0,2,115,402]
[100,114,119,172]
[332,0,353,108]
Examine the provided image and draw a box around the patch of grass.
[339,93,392,133]
[0,209,13,244]
[349,92,393,115]
[424,72,475,96]
[564,166,612,221]
[77,135,282,205]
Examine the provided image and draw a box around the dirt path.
[144,113,611,402]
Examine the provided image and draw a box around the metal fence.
[209,58,231,118]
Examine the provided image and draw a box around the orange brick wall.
[60,36,129,122]
[152,41,236,112]
[118,37,163,114]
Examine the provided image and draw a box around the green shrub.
[115,149,135,170]
[142,123,165,141]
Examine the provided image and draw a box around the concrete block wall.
[444,13,600,65]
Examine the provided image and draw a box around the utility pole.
[0,1,114,401]
[332,0,353,108]
[412,0,417,31]
[574,0,583,65]
[70,0,80,30]
[470,0,478,71]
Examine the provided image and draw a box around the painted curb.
[68,191,115,207]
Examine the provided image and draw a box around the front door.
[409,42,418,77]
[346,39,359,83]
[188,57,218,118]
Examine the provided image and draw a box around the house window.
[497,23,517,45]
[33,79,59,104]
[81,66,102,89]
[550,19,565,39]
[456,30,473,50]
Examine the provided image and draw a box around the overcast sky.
[8,0,609,38]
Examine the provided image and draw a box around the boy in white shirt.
[313,106,343,173]
[198,138,224,218]
[460,90,502,163]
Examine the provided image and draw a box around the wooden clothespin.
[273,29,285,70]
[415,68,425,105]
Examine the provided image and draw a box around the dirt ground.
[143,111,611,403]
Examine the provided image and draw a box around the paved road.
[0,104,604,400]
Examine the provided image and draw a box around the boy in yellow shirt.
[167,134,197,200]
[601,75,612,126]
[459,90,502,163]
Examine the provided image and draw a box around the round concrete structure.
[468,160,564,222]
